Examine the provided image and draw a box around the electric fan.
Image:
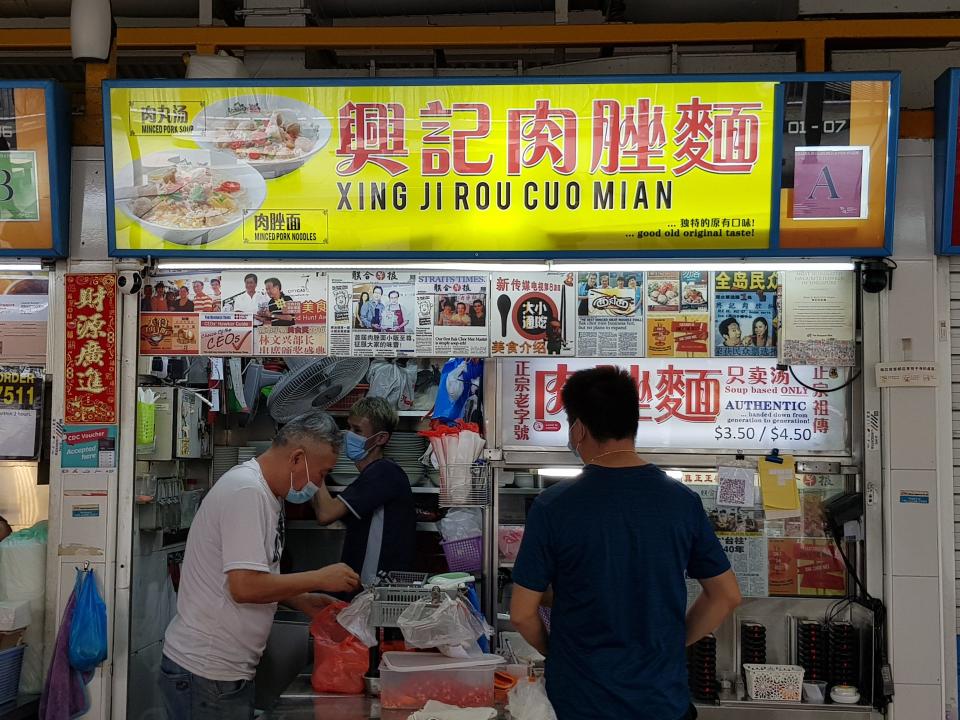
[267,357,370,423]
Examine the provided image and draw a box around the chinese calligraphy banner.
[65,274,117,424]
[105,80,779,256]
[0,82,70,257]
[501,357,847,453]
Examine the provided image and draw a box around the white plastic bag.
[507,678,558,720]
[367,360,404,407]
[397,595,488,654]
[336,589,377,648]
[0,522,47,694]
[439,509,483,543]
[399,362,417,410]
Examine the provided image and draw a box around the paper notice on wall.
[779,270,856,367]
[415,274,489,356]
[575,270,645,357]
[0,366,43,459]
[759,454,800,517]
[329,271,417,357]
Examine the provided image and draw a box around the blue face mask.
[286,456,317,504]
[344,429,385,462]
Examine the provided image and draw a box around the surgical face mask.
[286,455,317,504]
[345,429,385,462]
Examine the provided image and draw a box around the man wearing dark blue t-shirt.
[311,397,416,587]
[511,367,741,720]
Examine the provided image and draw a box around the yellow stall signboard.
[106,81,777,256]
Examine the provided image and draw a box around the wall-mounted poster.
[0,81,70,257]
[779,270,856,366]
[575,270,644,357]
[139,313,199,356]
[329,271,416,357]
[778,76,897,253]
[222,271,327,355]
[713,270,778,358]
[489,272,575,357]
[501,358,848,453]
[0,366,43,459]
[415,274,488,356]
[645,271,709,357]
[0,273,48,364]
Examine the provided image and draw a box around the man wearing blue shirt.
[511,367,741,720]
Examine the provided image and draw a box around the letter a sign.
[792,146,869,220]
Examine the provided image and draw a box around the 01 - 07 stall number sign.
[0,366,44,459]
[502,358,847,453]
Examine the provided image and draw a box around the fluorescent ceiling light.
[158,259,856,273]
[665,470,684,481]
[550,261,856,272]
[536,467,582,478]
[0,263,43,272]
[156,261,549,272]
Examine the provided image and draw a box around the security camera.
[117,271,143,296]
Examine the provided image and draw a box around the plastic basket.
[743,664,804,702]
[441,535,483,573]
[328,384,369,412]
[439,464,490,507]
[371,585,459,628]
[0,645,25,705]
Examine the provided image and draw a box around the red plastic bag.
[311,602,368,695]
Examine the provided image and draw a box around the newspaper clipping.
[221,271,328,355]
[330,271,417,357]
[489,272,576,357]
[575,270,644,357]
[686,483,769,599]
[713,270,778,358]
[415,274,488,356]
[645,271,710,358]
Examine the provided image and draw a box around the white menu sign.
[501,358,848,453]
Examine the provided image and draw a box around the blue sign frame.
[935,69,960,254]
[0,80,70,258]
[103,72,899,260]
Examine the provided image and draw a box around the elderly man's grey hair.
[273,411,343,451]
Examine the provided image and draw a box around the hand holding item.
[297,593,339,618]
[313,563,360,593]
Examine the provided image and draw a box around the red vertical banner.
[64,274,118,424]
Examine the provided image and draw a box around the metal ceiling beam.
[3,17,960,52]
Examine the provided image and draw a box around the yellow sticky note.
[758,455,799,511]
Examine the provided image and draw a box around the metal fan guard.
[267,357,370,423]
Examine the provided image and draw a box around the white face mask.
[567,419,582,462]
[286,455,317,504]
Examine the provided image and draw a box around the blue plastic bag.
[68,568,108,672]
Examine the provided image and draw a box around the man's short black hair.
[244,273,258,284]
[265,277,282,290]
[719,317,739,338]
[561,366,639,442]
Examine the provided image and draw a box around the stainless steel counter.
[264,676,876,720]
[263,673,508,720]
